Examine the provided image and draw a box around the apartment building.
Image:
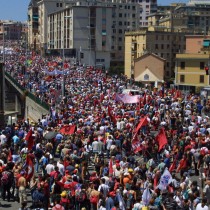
[47,3,112,68]
[175,35,210,91]
[124,29,186,80]
[28,0,66,53]
[28,0,156,67]
[0,21,22,41]
[148,2,210,35]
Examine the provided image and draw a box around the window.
[118,46,122,50]
[200,75,204,83]
[155,44,158,49]
[180,62,185,69]
[200,62,205,70]
[144,74,149,80]
[119,21,122,26]
[119,13,122,18]
[180,75,185,83]
[102,41,106,46]
[56,3,59,7]
[60,3,62,7]
[119,29,122,33]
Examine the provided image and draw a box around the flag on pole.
[157,168,172,191]
[142,188,152,206]
[132,132,143,153]
[25,129,34,150]
[155,127,168,152]
[109,159,113,175]
[60,125,76,135]
[135,116,148,133]
[25,154,34,181]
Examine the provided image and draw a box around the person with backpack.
[1,165,14,202]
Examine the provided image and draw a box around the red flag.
[155,128,168,152]
[176,158,187,172]
[60,125,76,135]
[169,159,176,172]
[135,116,148,133]
[132,133,143,153]
[25,155,34,181]
[109,159,113,175]
[25,129,34,150]
[143,93,146,105]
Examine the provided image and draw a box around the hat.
[61,191,67,197]
[128,168,133,173]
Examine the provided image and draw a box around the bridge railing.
[5,72,50,111]
[5,72,25,92]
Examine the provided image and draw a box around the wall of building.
[134,55,164,81]
[176,54,209,86]
[25,96,50,122]
[185,36,210,53]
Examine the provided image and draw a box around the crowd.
[0,51,209,210]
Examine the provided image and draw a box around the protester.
[0,50,210,210]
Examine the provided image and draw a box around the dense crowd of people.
[0,51,209,210]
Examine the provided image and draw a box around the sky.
[0,0,188,22]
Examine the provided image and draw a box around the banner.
[115,94,140,104]
[157,168,172,191]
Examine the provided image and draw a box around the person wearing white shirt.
[57,160,65,176]
[0,132,7,146]
[46,161,55,175]
[195,198,209,210]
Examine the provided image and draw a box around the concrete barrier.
[25,96,50,122]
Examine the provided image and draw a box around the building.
[27,0,157,67]
[0,20,22,41]
[47,3,112,68]
[148,2,210,35]
[134,52,165,86]
[138,0,157,27]
[124,29,186,80]
[175,35,210,92]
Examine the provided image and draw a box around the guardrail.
[5,72,50,111]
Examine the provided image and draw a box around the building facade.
[124,29,186,80]
[27,0,157,67]
[175,35,210,91]
[47,4,112,68]
[134,53,165,85]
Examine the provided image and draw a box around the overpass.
[5,72,50,123]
